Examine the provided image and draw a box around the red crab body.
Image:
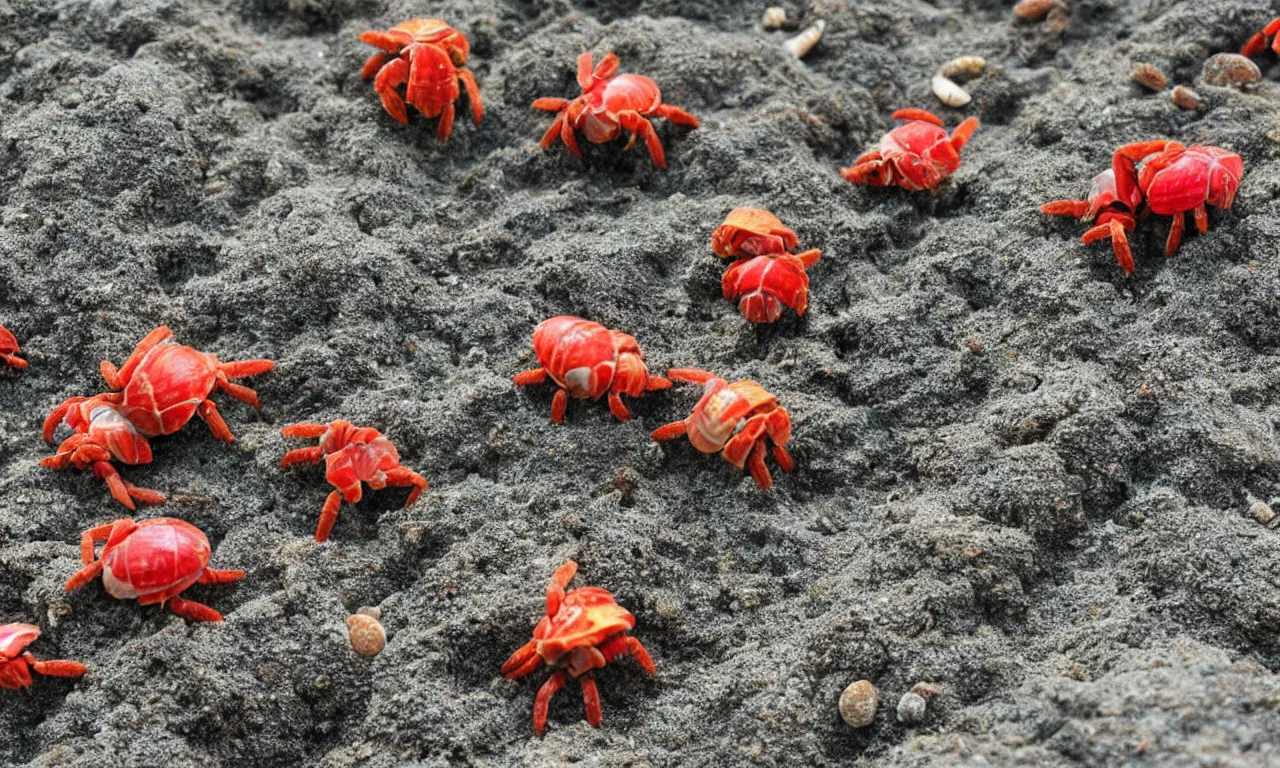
[42,326,273,447]
[64,517,244,622]
[0,623,86,690]
[711,208,822,322]
[280,420,428,542]
[501,561,655,735]
[533,52,700,169]
[1242,17,1280,58]
[651,369,794,489]
[0,325,26,369]
[842,109,979,191]
[513,316,672,423]
[359,18,483,139]
[722,252,820,322]
[1113,140,1244,257]
[1041,168,1143,273]
[39,396,165,510]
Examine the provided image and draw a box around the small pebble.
[911,682,942,698]
[1013,0,1066,22]
[762,6,786,29]
[932,75,971,107]
[1200,53,1261,87]
[897,691,927,724]
[347,610,386,657]
[1130,63,1168,91]
[1249,498,1276,525]
[938,56,986,81]
[1171,85,1201,110]
[839,680,879,728]
[784,20,824,59]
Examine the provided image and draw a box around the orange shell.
[347,613,387,656]
[711,208,799,258]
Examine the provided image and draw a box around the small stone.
[762,7,786,29]
[1249,498,1275,524]
[839,680,879,728]
[897,691,927,724]
[1130,63,1168,91]
[1171,85,1201,110]
[1200,53,1261,87]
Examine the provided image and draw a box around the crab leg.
[745,440,772,489]
[1081,218,1135,274]
[315,489,344,542]
[197,399,235,443]
[166,596,225,623]
[28,657,86,679]
[533,670,567,735]
[550,389,568,423]
[281,446,324,466]
[547,561,577,617]
[94,461,165,509]
[607,392,632,421]
[1192,203,1209,234]
[652,103,700,128]
[891,108,943,126]
[949,117,979,151]
[199,567,246,585]
[358,30,408,54]
[599,634,656,673]
[282,422,330,439]
[373,57,411,125]
[501,639,543,679]
[649,420,688,441]
[1165,211,1186,257]
[1040,199,1092,218]
[383,466,428,506]
[581,675,603,727]
[666,368,717,385]
[618,111,666,168]
[458,68,484,126]
[437,102,457,141]
[100,326,172,389]
[361,52,392,80]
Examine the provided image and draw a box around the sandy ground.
[2,0,1280,765]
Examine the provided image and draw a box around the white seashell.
[784,20,825,59]
[932,75,972,107]
[762,7,786,29]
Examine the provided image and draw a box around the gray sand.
[2,0,1280,765]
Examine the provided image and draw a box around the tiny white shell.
[762,7,786,29]
[784,20,825,59]
[932,75,972,107]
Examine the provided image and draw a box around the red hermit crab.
[1112,140,1243,256]
[712,208,823,323]
[1041,167,1143,273]
[0,325,26,369]
[513,316,671,423]
[533,52,700,169]
[40,397,165,510]
[1242,17,1280,57]
[0,624,85,690]
[359,19,483,139]
[842,109,979,191]
[43,326,273,446]
[280,420,428,542]
[651,369,794,489]
[502,561,655,735]
[65,517,244,622]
